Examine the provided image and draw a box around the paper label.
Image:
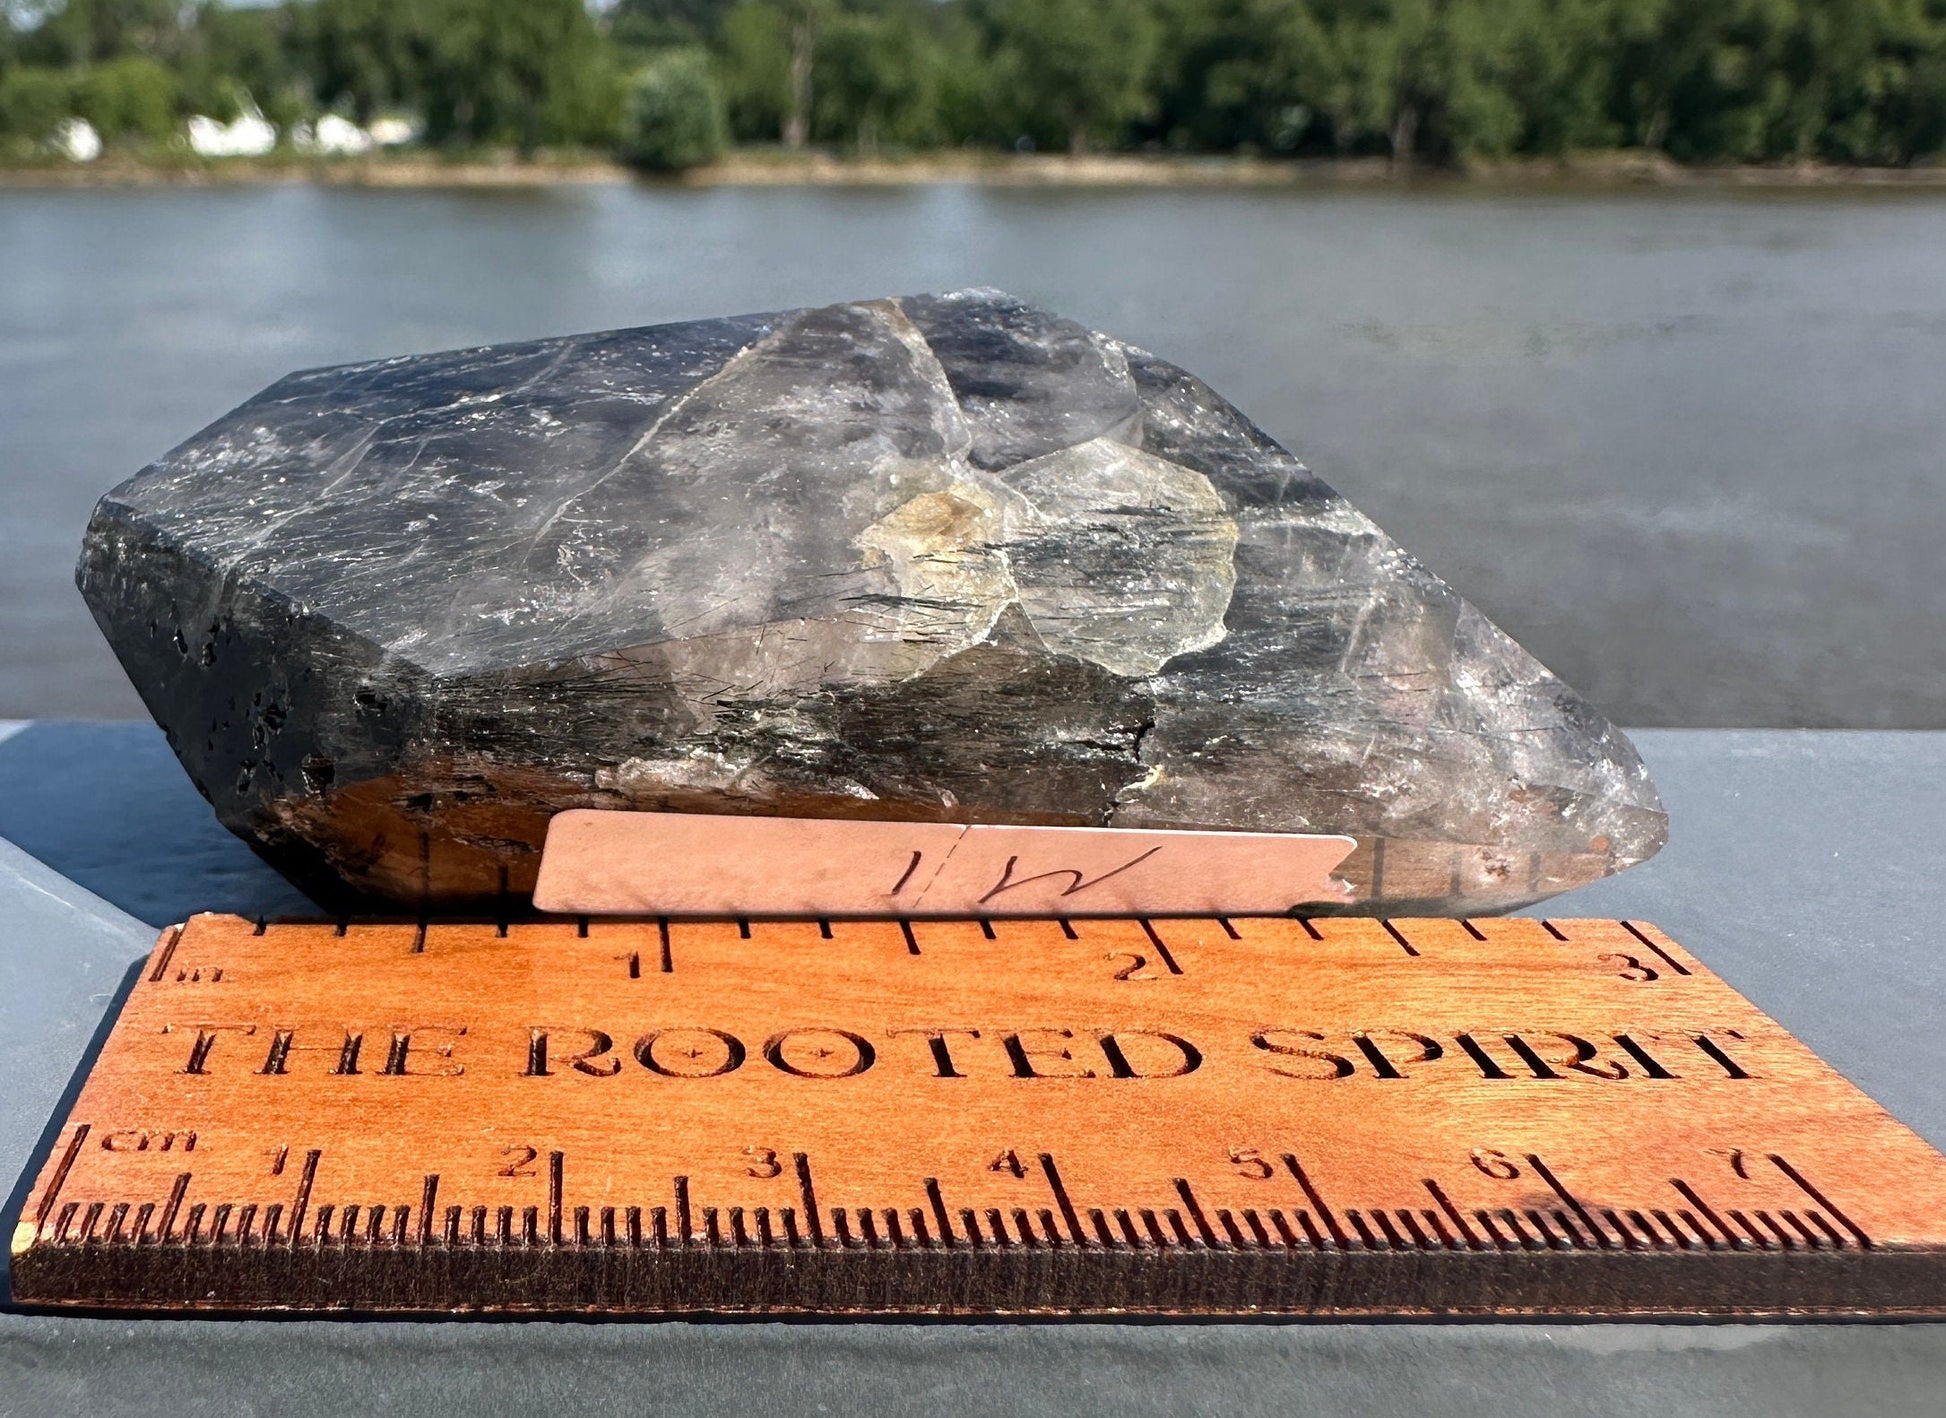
[533,810,1355,917]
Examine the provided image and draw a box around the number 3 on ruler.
[1229,1146,1273,1179]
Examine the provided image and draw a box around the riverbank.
[5,148,1946,190]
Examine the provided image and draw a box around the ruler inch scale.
[12,913,1946,1318]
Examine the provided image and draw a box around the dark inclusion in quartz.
[79,291,1665,914]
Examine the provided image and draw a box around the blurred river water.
[2,181,1942,726]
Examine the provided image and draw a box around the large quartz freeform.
[79,291,1665,913]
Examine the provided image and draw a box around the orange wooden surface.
[13,914,1946,1316]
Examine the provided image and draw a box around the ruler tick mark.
[34,1122,89,1227]
[1751,1209,1795,1249]
[1089,1208,1118,1248]
[1672,1179,1747,1250]
[1017,1208,1044,1248]
[794,1153,823,1248]
[1410,1209,1449,1249]
[1423,1178,1482,1249]
[1621,921,1692,976]
[1039,1154,1086,1246]
[1769,1154,1871,1249]
[1725,1208,1773,1249]
[1214,1199,1251,1249]
[1163,1209,1196,1248]
[1379,920,1420,956]
[147,928,183,983]
[1527,1154,1615,1249]
[1242,1208,1273,1248]
[925,1178,955,1246]
[1627,1209,1668,1249]
[1691,1034,1750,1079]
[287,1149,320,1247]
[1283,1154,1349,1249]
[1138,919,1183,974]
[158,1173,190,1244]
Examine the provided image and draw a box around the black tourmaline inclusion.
[78,291,1665,913]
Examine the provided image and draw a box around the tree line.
[4,0,1945,169]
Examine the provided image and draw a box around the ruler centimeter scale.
[13,913,1946,1317]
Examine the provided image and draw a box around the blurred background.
[2,0,1944,728]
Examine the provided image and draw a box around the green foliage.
[717,0,791,140]
[1142,0,1946,165]
[75,53,173,142]
[175,3,311,128]
[418,0,615,149]
[0,64,72,141]
[611,0,741,55]
[621,45,727,167]
[6,0,1946,166]
[982,0,1161,152]
[311,0,432,125]
[310,0,620,149]
[813,1,943,149]
[15,0,185,67]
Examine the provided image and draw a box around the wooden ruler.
[13,913,1946,1317]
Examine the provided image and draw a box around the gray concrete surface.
[1,725,1943,1415]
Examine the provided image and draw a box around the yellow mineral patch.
[859,481,1020,661]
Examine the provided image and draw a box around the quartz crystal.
[78,291,1665,913]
